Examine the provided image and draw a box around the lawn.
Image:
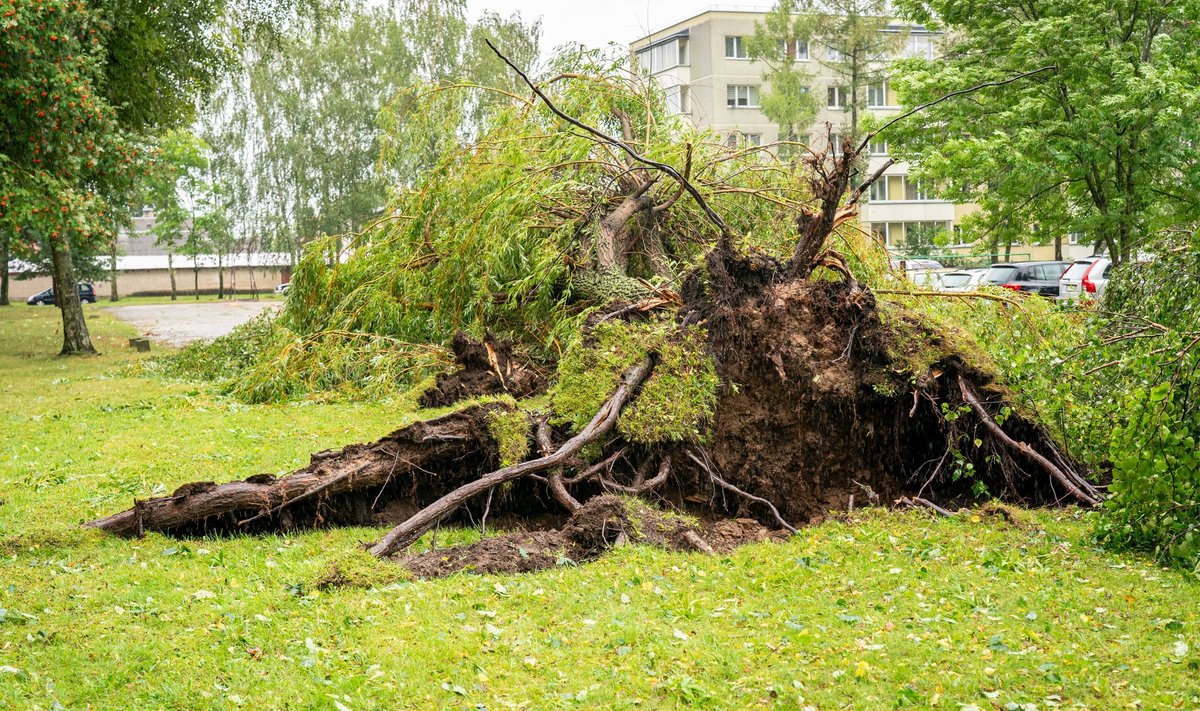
[1,305,1197,709]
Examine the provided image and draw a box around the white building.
[631,9,981,252]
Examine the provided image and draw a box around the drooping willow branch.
[485,39,732,241]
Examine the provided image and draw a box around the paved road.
[105,301,280,347]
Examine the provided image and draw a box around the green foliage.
[889,0,1200,263]
[550,320,718,445]
[485,404,532,467]
[185,51,807,403]
[745,0,819,140]
[154,310,280,382]
[1091,241,1200,571]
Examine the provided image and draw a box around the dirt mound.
[400,496,767,577]
[418,332,545,408]
[689,276,1064,524]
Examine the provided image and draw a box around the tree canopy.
[889,0,1200,262]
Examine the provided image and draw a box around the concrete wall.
[7,266,287,300]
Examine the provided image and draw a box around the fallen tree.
[88,50,1102,575]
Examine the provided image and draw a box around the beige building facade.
[631,9,1089,262]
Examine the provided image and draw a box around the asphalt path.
[104,300,280,347]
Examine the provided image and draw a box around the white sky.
[465,1,771,56]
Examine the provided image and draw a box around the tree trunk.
[0,230,10,307]
[108,235,119,302]
[1054,232,1062,261]
[217,252,225,299]
[49,233,97,356]
[193,264,200,300]
[169,252,177,301]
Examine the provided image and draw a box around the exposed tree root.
[418,332,546,408]
[369,357,654,557]
[84,405,518,538]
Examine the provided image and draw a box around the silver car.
[1058,257,1111,302]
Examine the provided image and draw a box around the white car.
[1058,257,1110,302]
[274,283,291,294]
[936,269,987,292]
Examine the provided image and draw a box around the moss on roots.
[550,319,718,445]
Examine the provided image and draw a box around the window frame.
[726,84,760,109]
[725,35,750,60]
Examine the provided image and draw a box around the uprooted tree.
[86,48,1102,576]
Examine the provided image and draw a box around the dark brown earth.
[684,261,1068,525]
[400,495,783,577]
[418,332,546,408]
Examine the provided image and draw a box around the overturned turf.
[399,495,783,578]
[418,332,546,409]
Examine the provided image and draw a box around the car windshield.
[982,266,1016,284]
[909,271,940,287]
[941,273,972,288]
[1061,261,1094,280]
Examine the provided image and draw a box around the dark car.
[981,261,1070,297]
[26,283,97,306]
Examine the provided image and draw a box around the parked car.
[891,257,945,271]
[936,269,987,292]
[907,268,947,289]
[26,283,96,306]
[1058,257,1111,302]
[981,261,1071,297]
[274,283,291,294]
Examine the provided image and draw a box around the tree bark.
[168,252,177,300]
[48,232,97,356]
[85,406,502,537]
[108,235,119,302]
[369,356,655,557]
[0,230,10,306]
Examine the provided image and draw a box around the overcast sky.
[465,1,771,56]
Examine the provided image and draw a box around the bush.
[1091,241,1200,572]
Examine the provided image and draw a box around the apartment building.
[630,8,975,252]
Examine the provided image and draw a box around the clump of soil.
[418,332,546,408]
[689,274,1062,525]
[400,495,771,577]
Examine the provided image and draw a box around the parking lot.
[104,300,279,347]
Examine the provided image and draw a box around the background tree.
[146,131,210,300]
[746,0,820,143]
[781,0,905,138]
[889,0,1200,263]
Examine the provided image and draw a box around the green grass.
[1,305,1198,709]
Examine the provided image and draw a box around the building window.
[1067,231,1083,245]
[903,34,936,59]
[725,35,749,59]
[827,86,849,108]
[869,180,888,202]
[664,85,690,114]
[744,133,762,147]
[904,176,931,201]
[867,81,888,107]
[636,38,688,75]
[829,133,844,156]
[869,140,888,155]
[776,38,809,60]
[726,85,759,108]
[826,45,845,62]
